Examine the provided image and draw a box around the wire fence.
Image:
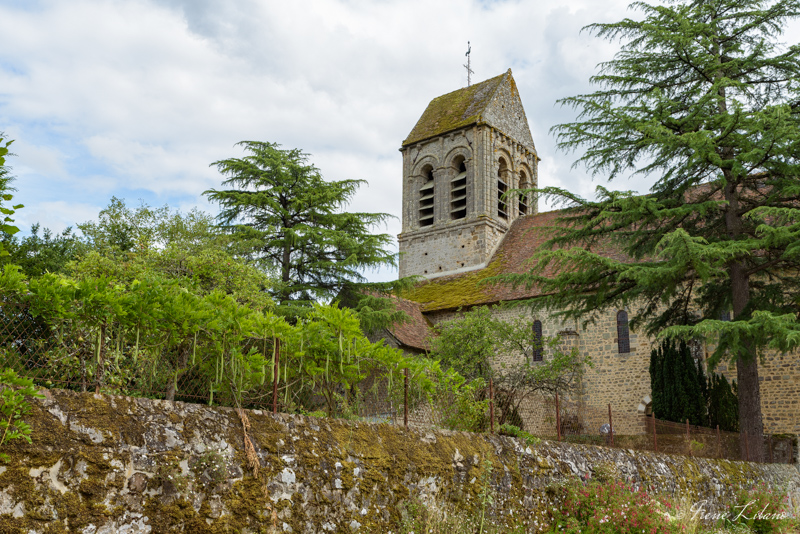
[1,299,795,464]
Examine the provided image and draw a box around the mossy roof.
[402,71,509,147]
[402,210,632,313]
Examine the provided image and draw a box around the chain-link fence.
[2,297,795,464]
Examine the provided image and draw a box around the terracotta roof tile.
[387,296,433,350]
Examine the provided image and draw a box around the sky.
[1,0,799,282]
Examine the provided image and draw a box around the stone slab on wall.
[1,390,798,533]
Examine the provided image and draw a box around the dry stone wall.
[1,389,798,534]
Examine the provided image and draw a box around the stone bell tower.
[398,69,540,279]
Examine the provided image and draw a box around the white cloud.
[1,0,798,275]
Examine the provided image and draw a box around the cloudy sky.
[2,0,799,281]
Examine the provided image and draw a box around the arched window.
[419,165,434,227]
[617,310,630,354]
[450,157,467,220]
[519,170,530,216]
[497,158,508,220]
[532,320,543,362]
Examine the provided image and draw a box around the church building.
[382,70,800,439]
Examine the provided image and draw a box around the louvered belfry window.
[519,171,529,216]
[450,159,467,220]
[532,320,543,362]
[419,166,435,227]
[617,310,630,354]
[497,158,508,220]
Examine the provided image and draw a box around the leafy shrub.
[546,477,680,533]
[724,483,799,534]
[0,368,44,462]
[498,423,540,446]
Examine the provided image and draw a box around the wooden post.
[744,431,750,462]
[652,414,658,453]
[404,368,409,431]
[716,425,721,459]
[686,419,691,456]
[608,404,614,446]
[555,391,561,442]
[272,338,280,415]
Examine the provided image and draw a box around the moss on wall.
[0,389,797,533]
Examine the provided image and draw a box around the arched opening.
[497,158,508,220]
[617,310,630,354]
[418,165,434,227]
[450,156,467,220]
[519,170,530,216]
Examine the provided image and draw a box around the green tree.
[78,197,220,254]
[0,135,22,256]
[204,141,398,307]
[1,224,86,277]
[429,306,588,429]
[649,340,707,426]
[706,372,739,432]
[497,0,800,459]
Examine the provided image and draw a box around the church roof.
[386,297,433,351]
[402,71,509,147]
[402,210,630,312]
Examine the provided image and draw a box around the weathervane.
[464,41,474,86]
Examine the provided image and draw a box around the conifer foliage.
[648,340,739,431]
[496,0,800,459]
[649,340,707,427]
[205,141,397,306]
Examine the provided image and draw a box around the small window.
[450,158,467,220]
[497,158,508,220]
[532,320,543,362]
[419,165,434,227]
[617,310,630,354]
[519,171,529,216]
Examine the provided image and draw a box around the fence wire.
[1,299,794,464]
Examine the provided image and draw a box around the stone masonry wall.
[398,122,538,279]
[426,304,799,437]
[715,351,800,435]
[1,389,798,534]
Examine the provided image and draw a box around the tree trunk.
[166,345,189,402]
[729,239,765,461]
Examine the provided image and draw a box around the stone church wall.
[427,304,799,437]
[1,389,798,533]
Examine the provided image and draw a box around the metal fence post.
[608,404,614,447]
[272,338,280,415]
[489,378,495,434]
[555,391,561,441]
[404,368,409,431]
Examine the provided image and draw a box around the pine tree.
[649,340,707,426]
[497,0,800,460]
[204,141,399,307]
[707,373,739,432]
